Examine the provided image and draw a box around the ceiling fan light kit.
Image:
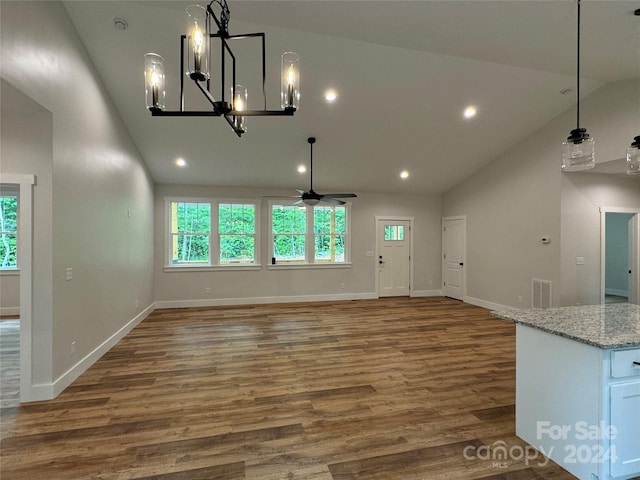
[143,0,299,137]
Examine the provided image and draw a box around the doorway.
[442,216,466,301]
[375,217,412,297]
[601,208,640,305]
[0,175,35,403]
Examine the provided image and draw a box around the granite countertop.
[491,303,640,349]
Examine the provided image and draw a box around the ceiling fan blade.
[320,197,346,205]
[321,193,358,199]
[296,189,307,194]
[293,199,304,205]
[262,195,303,199]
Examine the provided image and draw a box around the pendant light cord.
[576,0,581,130]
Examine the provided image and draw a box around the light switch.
[65,268,73,281]
[576,257,585,265]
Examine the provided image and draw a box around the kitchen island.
[492,303,640,480]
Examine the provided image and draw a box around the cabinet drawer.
[611,348,640,378]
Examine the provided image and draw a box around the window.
[314,205,346,262]
[384,224,405,241]
[219,203,255,264]
[170,201,211,265]
[270,202,350,265]
[272,205,306,262]
[167,198,258,268]
[0,190,18,270]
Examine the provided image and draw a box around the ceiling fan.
[277,137,358,206]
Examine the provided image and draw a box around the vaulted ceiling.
[63,1,640,195]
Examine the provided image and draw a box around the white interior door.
[443,216,466,301]
[377,219,411,297]
[629,214,639,305]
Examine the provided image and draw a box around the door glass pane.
[384,225,404,241]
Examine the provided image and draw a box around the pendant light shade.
[627,136,640,175]
[562,128,595,172]
[561,0,595,172]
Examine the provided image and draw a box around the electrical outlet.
[205,287,212,295]
[517,296,523,304]
[70,341,76,356]
[136,299,140,309]
[340,283,345,289]
[65,268,73,281]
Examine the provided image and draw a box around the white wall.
[443,78,639,309]
[154,184,442,305]
[560,174,639,305]
[1,1,155,398]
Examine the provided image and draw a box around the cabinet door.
[611,380,640,478]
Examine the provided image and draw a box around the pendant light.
[561,0,595,172]
[627,136,640,175]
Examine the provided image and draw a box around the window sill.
[0,269,20,276]
[164,265,262,273]
[267,263,352,270]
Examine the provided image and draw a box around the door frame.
[0,174,35,403]
[600,206,640,305]
[442,215,467,301]
[374,216,414,298]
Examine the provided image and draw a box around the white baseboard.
[411,289,443,297]
[605,288,627,297]
[48,303,156,400]
[464,295,517,313]
[155,292,378,310]
[0,306,20,316]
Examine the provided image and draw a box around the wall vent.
[532,279,552,309]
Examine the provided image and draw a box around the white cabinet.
[516,325,640,480]
[610,381,640,478]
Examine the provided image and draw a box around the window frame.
[164,197,261,272]
[268,199,352,269]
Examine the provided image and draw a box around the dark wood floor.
[0,297,577,479]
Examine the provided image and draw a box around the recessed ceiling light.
[463,106,477,119]
[175,158,187,167]
[400,170,409,179]
[324,90,337,102]
[113,17,128,30]
[297,165,306,173]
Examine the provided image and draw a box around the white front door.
[376,219,411,297]
[442,216,466,301]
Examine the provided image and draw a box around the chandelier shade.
[144,0,299,137]
[186,5,209,81]
[281,52,300,110]
[144,53,165,112]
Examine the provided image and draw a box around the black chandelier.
[144,0,300,137]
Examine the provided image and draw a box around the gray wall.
[1,1,155,395]
[154,184,443,305]
[443,79,640,309]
